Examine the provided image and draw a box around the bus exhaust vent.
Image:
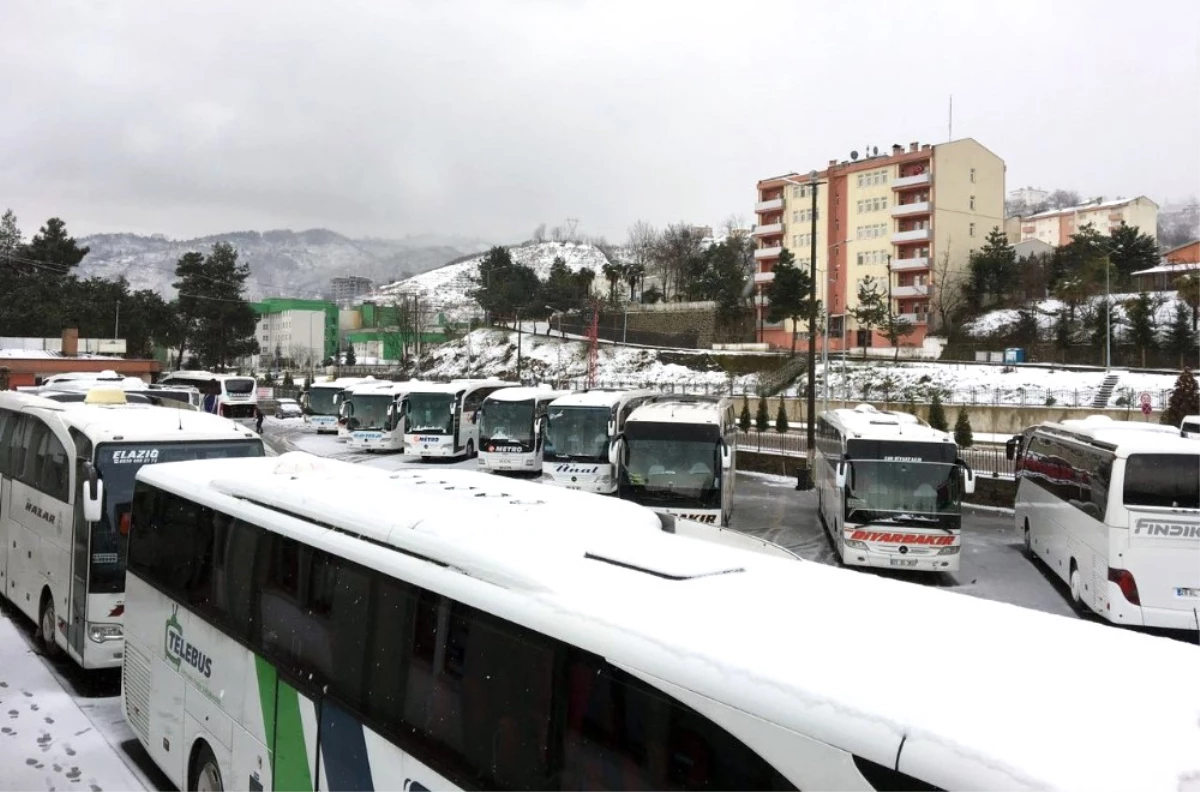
[123,643,153,744]
[584,552,744,581]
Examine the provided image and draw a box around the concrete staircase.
[759,354,809,396]
[1092,373,1121,408]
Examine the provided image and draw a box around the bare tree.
[625,221,658,300]
[550,225,565,243]
[532,223,546,243]
[1048,189,1081,210]
[653,223,704,300]
[930,243,969,337]
[723,214,748,236]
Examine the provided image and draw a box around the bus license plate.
[1177,587,1199,598]
[890,558,918,567]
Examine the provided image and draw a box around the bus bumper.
[81,633,125,669]
[406,436,458,456]
[541,471,615,494]
[1105,588,1200,630]
[843,547,960,573]
[479,452,539,472]
[348,432,401,452]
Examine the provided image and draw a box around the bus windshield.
[308,387,340,416]
[620,422,721,508]
[845,460,962,523]
[544,406,610,462]
[408,392,457,434]
[92,440,264,594]
[225,378,256,395]
[481,399,535,446]
[344,394,393,430]
[1124,454,1200,509]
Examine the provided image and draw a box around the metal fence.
[735,431,1016,477]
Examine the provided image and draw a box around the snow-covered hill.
[371,241,612,320]
[78,229,490,301]
[964,292,1189,339]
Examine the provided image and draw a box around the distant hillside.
[373,240,613,320]
[77,229,492,300]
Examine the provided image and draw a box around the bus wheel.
[39,592,60,657]
[1023,520,1032,554]
[190,742,224,792]
[1068,561,1086,614]
[466,439,476,459]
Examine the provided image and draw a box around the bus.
[159,371,259,429]
[477,386,571,474]
[0,388,263,670]
[1008,417,1200,629]
[404,379,515,459]
[343,380,429,453]
[614,396,737,526]
[122,453,1199,792]
[303,376,377,434]
[814,404,975,573]
[541,389,657,494]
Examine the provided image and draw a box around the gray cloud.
[2,0,1197,244]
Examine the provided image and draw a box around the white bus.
[1009,417,1200,630]
[814,405,975,573]
[541,389,657,494]
[477,387,571,474]
[159,371,259,429]
[122,453,1199,792]
[404,379,515,459]
[614,396,737,526]
[0,388,263,670]
[303,376,377,434]
[343,380,429,453]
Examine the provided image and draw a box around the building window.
[970,168,976,183]
[857,252,865,266]
[969,195,976,211]
[969,223,976,237]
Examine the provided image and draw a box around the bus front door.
[68,459,89,658]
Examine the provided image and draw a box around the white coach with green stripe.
[122,453,1200,792]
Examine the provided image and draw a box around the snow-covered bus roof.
[1040,417,1200,457]
[160,371,254,381]
[548,388,657,409]
[342,379,429,397]
[309,376,379,390]
[404,379,513,395]
[136,452,1200,791]
[0,392,259,445]
[483,386,572,403]
[824,404,952,444]
[625,396,729,426]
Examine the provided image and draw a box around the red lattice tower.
[586,300,600,388]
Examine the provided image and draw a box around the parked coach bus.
[403,379,514,460]
[614,395,737,526]
[1009,416,1200,630]
[303,376,377,434]
[478,386,571,474]
[0,389,263,670]
[158,371,259,429]
[541,389,656,494]
[343,380,430,453]
[814,404,975,573]
[121,452,1199,792]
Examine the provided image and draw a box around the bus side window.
[0,409,13,477]
[18,420,49,489]
[36,431,70,503]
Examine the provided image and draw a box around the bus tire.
[1023,519,1032,555]
[190,741,224,792]
[466,439,476,459]
[1068,561,1086,614]
[39,590,60,657]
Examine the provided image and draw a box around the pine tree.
[1122,292,1159,368]
[1161,368,1199,428]
[345,344,357,366]
[1165,302,1197,368]
[738,394,752,432]
[954,409,974,448]
[755,395,770,433]
[282,371,295,388]
[775,397,789,434]
[928,391,948,432]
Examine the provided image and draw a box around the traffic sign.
[1139,391,1152,406]
[1141,402,1152,416]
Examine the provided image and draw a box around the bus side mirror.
[607,418,616,437]
[1005,437,1018,461]
[720,441,732,470]
[608,434,624,466]
[834,461,847,490]
[385,403,396,431]
[960,459,976,495]
[82,461,103,523]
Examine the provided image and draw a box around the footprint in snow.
[66,767,81,781]
[63,744,76,756]
[37,732,52,745]
[44,717,54,725]
[7,709,17,719]
[90,786,102,792]
[21,690,32,697]
[1,726,15,736]
[30,704,39,711]
[25,758,37,766]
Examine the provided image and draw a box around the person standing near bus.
[255,405,264,434]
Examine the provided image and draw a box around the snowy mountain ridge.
[77,229,492,301]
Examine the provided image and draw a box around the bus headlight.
[88,623,123,643]
[598,474,611,485]
[844,539,868,549]
[938,545,960,555]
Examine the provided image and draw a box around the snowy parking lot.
[1,416,1192,791]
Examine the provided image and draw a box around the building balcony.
[892,228,931,244]
[891,201,931,217]
[753,222,783,237]
[755,198,784,213]
[753,271,775,284]
[892,172,931,190]
[890,256,930,271]
[754,245,783,260]
[892,283,933,299]
[897,312,930,324]
[754,293,771,307]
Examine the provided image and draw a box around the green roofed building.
[252,297,339,369]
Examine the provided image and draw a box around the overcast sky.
[2,0,1197,245]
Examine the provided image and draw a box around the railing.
[734,430,1016,477]
[893,172,931,189]
[753,222,783,236]
[890,256,930,271]
[755,198,784,212]
[893,228,931,243]
[754,246,783,259]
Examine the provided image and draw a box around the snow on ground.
[370,241,610,322]
[964,292,1189,338]
[0,616,144,791]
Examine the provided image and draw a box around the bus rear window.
[1124,454,1199,509]
[226,378,256,395]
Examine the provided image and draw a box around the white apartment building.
[1009,196,1159,246]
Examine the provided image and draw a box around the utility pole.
[806,171,819,463]
[515,308,523,383]
[114,299,120,341]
